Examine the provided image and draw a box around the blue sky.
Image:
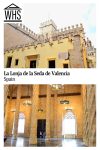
[23,3,96,46]
[82,4,96,46]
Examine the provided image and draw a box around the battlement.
[39,21,84,36]
[53,23,84,36]
[59,23,83,32]
[9,22,84,43]
[5,22,85,52]
[9,23,38,41]
[40,19,57,30]
[51,23,84,41]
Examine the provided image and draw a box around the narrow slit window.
[15,59,19,65]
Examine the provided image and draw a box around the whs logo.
[4,3,22,22]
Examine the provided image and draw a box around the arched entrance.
[62,110,77,138]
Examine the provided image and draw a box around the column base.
[13,135,17,140]
[29,138,37,145]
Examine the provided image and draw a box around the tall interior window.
[62,110,77,137]
[18,113,25,134]
[12,112,15,134]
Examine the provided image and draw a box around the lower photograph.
[4,84,96,147]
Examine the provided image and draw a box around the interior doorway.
[37,119,46,139]
[62,110,77,138]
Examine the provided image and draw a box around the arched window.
[18,113,25,133]
[62,110,77,137]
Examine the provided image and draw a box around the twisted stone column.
[54,93,58,138]
[13,85,21,139]
[46,85,51,139]
[4,85,9,115]
[29,85,39,145]
[82,85,96,146]
[4,85,9,132]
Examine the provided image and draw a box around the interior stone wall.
[5,85,83,139]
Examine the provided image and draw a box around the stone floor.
[4,137,87,147]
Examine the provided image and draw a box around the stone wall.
[4,24,36,51]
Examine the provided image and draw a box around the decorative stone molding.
[5,23,85,51]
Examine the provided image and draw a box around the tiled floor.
[4,137,87,147]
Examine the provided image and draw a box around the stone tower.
[40,19,57,36]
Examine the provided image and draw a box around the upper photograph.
[4,3,96,68]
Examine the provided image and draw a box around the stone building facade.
[4,20,96,68]
[4,84,96,146]
[4,23,36,51]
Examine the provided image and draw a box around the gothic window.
[62,110,77,136]
[18,113,25,133]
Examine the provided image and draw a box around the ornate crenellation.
[86,38,96,56]
[86,38,96,67]
[5,23,84,52]
[51,23,84,41]
[9,23,38,41]
[40,19,57,30]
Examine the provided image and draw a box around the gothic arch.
[62,109,77,138]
